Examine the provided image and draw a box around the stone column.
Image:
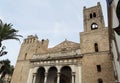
[72,72,75,83]
[32,73,36,83]
[77,64,82,83]
[44,73,48,83]
[57,73,60,83]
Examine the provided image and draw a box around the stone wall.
[81,52,115,83]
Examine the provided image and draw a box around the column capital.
[57,72,61,77]
[33,73,37,76]
[57,72,61,74]
[72,72,75,76]
[45,72,48,76]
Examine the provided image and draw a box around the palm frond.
[0,21,23,44]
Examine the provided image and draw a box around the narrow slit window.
[90,13,92,18]
[93,12,96,17]
[98,78,103,83]
[94,43,99,52]
[97,65,101,72]
[42,39,44,44]
[24,53,27,60]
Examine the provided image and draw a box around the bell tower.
[83,2,105,32]
[11,35,49,83]
[80,2,109,54]
[80,2,115,83]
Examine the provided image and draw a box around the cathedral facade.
[11,2,115,83]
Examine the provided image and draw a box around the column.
[27,69,32,83]
[78,64,82,83]
[44,73,48,83]
[57,73,60,83]
[72,72,75,83]
[32,73,36,83]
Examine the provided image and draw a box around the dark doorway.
[60,66,72,83]
[35,67,45,83]
[60,79,66,83]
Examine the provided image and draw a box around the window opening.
[24,53,27,60]
[91,23,98,30]
[90,13,92,18]
[42,39,44,44]
[98,78,103,83]
[97,65,101,72]
[93,12,96,17]
[94,43,99,52]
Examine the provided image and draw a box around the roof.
[48,39,80,53]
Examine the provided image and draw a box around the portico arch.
[47,66,57,83]
[35,67,45,83]
[60,66,72,83]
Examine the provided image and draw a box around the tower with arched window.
[83,2,105,32]
[80,2,115,83]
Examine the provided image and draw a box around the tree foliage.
[0,19,22,57]
[0,20,23,47]
[0,59,14,79]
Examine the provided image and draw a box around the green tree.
[0,59,14,79]
[0,20,22,47]
[0,79,3,83]
[0,20,22,56]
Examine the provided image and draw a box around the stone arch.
[47,66,58,83]
[56,65,62,72]
[91,23,98,30]
[93,12,96,17]
[48,66,58,72]
[69,65,76,72]
[90,13,92,19]
[60,65,72,71]
[60,66,72,83]
[33,67,39,73]
[35,67,45,83]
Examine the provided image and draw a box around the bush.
[0,78,3,83]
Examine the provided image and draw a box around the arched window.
[24,53,27,60]
[60,66,72,83]
[94,43,99,52]
[96,65,101,72]
[91,23,98,30]
[90,13,92,19]
[93,12,96,17]
[98,78,103,83]
[36,67,45,83]
[42,39,44,44]
[24,39,26,43]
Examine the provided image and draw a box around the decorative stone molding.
[31,58,80,67]
[31,49,82,61]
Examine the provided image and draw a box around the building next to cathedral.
[11,2,115,83]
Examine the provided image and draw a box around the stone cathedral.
[11,2,115,83]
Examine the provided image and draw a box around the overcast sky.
[0,0,107,66]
